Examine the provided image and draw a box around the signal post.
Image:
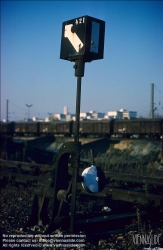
[60,15,105,232]
[24,15,106,235]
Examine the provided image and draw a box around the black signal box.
[60,15,105,62]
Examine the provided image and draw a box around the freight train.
[0,119,163,138]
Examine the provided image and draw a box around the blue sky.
[1,0,163,121]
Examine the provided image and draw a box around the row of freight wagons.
[0,119,163,137]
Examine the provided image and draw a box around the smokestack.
[150,83,154,119]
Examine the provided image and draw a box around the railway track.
[1,159,163,205]
[1,169,162,205]
[1,185,162,249]
[1,159,163,249]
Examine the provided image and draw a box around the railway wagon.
[39,121,73,136]
[14,122,40,135]
[0,122,15,135]
[75,120,114,137]
[113,119,163,138]
[140,118,163,136]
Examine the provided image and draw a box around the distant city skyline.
[1,1,163,121]
[5,103,162,122]
[3,95,163,122]
[4,102,137,121]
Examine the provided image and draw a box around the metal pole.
[150,83,154,119]
[70,76,81,233]
[74,77,82,142]
[161,137,163,164]
[70,58,84,233]
[6,100,9,122]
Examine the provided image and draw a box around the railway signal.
[60,15,105,63]
[60,15,105,232]
[24,15,106,235]
[82,165,106,193]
